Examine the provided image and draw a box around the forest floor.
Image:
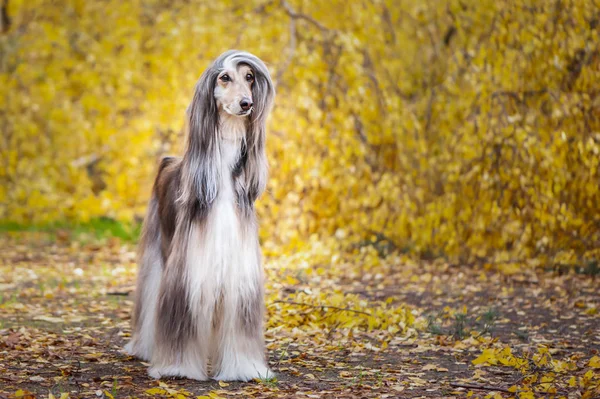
[0,231,599,399]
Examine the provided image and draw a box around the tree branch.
[449,382,511,393]
[0,0,9,34]
[275,10,297,86]
[271,300,372,316]
[280,0,333,33]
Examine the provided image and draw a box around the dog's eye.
[246,73,254,83]
[220,74,231,82]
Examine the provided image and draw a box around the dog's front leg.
[211,279,271,382]
[148,224,209,381]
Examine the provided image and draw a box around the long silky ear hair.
[178,58,223,208]
[179,51,274,207]
[232,52,275,203]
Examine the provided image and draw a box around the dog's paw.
[148,366,161,379]
[123,341,135,356]
[213,363,273,382]
[123,339,154,361]
[148,365,209,381]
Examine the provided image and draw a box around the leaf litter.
[0,232,598,398]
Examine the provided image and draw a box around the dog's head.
[181,51,274,206]
[189,50,274,125]
[214,60,255,117]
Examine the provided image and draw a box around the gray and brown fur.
[126,50,275,381]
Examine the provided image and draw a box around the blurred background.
[1,0,599,266]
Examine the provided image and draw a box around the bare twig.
[280,0,333,33]
[277,0,337,86]
[423,88,437,138]
[366,228,400,251]
[362,49,386,112]
[106,291,132,296]
[271,300,372,316]
[0,0,10,34]
[252,0,274,14]
[275,12,296,85]
[106,285,135,296]
[449,382,511,393]
[275,341,293,367]
[325,320,343,338]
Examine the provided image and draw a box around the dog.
[125,50,275,382]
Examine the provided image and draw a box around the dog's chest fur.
[186,121,260,315]
[209,137,243,271]
[209,117,247,265]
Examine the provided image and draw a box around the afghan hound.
[125,50,275,382]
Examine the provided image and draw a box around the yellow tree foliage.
[1,0,599,263]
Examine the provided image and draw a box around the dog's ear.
[179,69,221,208]
[244,64,274,202]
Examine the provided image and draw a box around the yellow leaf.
[146,388,168,395]
[588,355,600,368]
[15,389,35,399]
[472,348,498,366]
[48,389,67,398]
[285,275,299,285]
[218,380,230,387]
[568,376,577,387]
[519,392,535,399]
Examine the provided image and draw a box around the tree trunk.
[1,0,10,34]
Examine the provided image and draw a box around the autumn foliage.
[1,0,599,264]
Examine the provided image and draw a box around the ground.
[0,232,599,398]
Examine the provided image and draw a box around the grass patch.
[451,312,468,339]
[0,217,141,243]
[256,372,278,388]
[478,307,499,335]
[426,314,444,335]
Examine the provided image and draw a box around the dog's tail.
[126,177,164,360]
[131,192,161,325]
[131,156,176,330]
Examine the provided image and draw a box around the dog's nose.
[240,99,253,111]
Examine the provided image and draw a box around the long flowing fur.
[126,50,275,381]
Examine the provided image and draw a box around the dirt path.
[0,233,598,398]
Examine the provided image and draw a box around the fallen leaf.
[33,315,64,323]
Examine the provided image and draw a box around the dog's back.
[154,156,180,262]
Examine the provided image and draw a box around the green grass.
[257,372,278,388]
[426,314,444,335]
[0,217,142,243]
[451,312,468,339]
